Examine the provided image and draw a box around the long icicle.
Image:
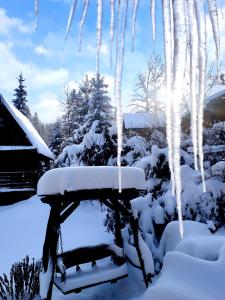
[65,0,77,42]
[34,0,39,30]
[114,0,121,97]
[172,0,186,238]
[115,0,128,193]
[78,0,89,52]
[96,0,103,75]
[162,0,175,196]
[195,0,206,193]
[207,0,220,69]
[150,0,156,42]
[187,0,198,171]
[132,0,139,52]
[110,0,115,67]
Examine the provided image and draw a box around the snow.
[211,161,225,176]
[54,259,128,293]
[0,146,35,150]
[157,221,211,262]
[144,249,225,300]
[0,187,34,192]
[188,144,225,154]
[0,95,54,159]
[205,84,225,103]
[0,196,50,274]
[153,205,165,224]
[37,166,146,196]
[0,196,146,300]
[145,219,225,300]
[123,113,165,129]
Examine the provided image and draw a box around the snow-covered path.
[0,196,145,299]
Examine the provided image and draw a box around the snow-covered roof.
[123,113,165,129]
[37,166,146,196]
[0,94,54,159]
[205,85,225,104]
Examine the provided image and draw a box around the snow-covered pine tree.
[61,88,84,144]
[12,73,31,119]
[49,120,63,157]
[80,74,116,166]
[82,74,113,133]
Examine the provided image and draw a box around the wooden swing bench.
[37,166,151,300]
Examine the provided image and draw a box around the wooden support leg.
[114,207,123,248]
[130,214,149,288]
[41,203,60,300]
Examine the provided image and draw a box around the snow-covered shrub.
[56,143,83,167]
[121,135,149,166]
[0,256,41,300]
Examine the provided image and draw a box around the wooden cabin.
[0,94,54,204]
[123,112,165,139]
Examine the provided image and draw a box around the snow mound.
[211,161,225,176]
[37,166,146,196]
[144,249,225,300]
[158,221,211,262]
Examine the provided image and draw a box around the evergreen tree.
[80,74,115,165]
[12,73,31,118]
[61,88,85,144]
[49,120,63,157]
[83,74,113,132]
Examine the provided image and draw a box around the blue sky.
[0,1,223,122]
[0,1,165,122]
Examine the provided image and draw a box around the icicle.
[78,0,89,52]
[150,0,156,42]
[172,0,187,238]
[34,0,38,30]
[195,0,206,193]
[207,0,220,68]
[132,0,139,52]
[96,0,103,75]
[187,0,198,171]
[162,0,175,196]
[110,0,115,67]
[115,0,128,193]
[65,0,77,42]
[114,0,121,97]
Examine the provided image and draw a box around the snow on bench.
[37,166,146,196]
[54,256,128,294]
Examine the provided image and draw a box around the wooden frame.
[40,188,151,300]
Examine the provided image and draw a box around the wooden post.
[41,202,61,300]
[130,213,149,287]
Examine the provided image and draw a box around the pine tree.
[80,74,115,165]
[49,120,63,157]
[61,88,85,144]
[12,73,31,118]
[83,74,113,131]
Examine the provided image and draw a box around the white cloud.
[32,92,62,122]
[0,8,31,35]
[0,41,69,93]
[34,45,51,57]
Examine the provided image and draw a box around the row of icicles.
[34,0,220,237]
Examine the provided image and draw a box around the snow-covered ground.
[0,196,145,300]
[2,196,225,300]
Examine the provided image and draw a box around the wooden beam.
[60,201,80,224]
